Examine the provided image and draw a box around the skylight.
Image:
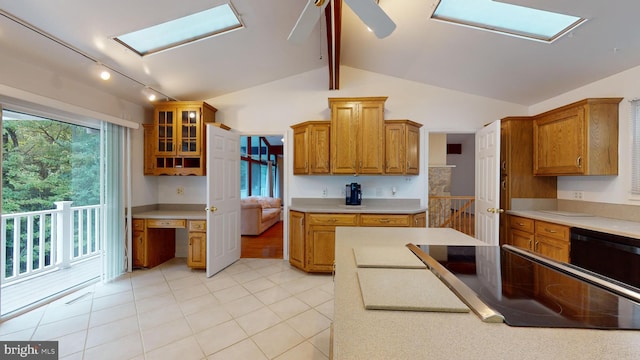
[431,0,585,42]
[114,3,243,56]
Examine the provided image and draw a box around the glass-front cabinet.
[144,101,218,176]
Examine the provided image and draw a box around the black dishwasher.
[570,227,640,290]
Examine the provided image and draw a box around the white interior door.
[206,125,241,277]
[475,120,501,245]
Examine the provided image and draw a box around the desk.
[132,210,206,269]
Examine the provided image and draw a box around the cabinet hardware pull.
[501,160,506,171]
[545,228,557,233]
[534,241,539,251]
[379,219,390,223]
[518,222,525,226]
[577,156,582,168]
[501,180,507,190]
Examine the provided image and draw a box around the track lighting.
[141,87,157,101]
[94,62,111,81]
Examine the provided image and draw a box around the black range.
[408,244,640,330]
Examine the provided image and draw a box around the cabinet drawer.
[509,216,534,233]
[146,219,186,228]
[188,220,206,232]
[133,219,145,231]
[360,214,412,227]
[307,213,359,226]
[535,221,569,241]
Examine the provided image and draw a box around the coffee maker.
[345,183,362,205]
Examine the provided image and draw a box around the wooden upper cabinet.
[329,97,386,175]
[291,121,331,175]
[144,101,217,176]
[533,98,622,176]
[385,120,422,175]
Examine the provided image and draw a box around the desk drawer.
[146,219,186,228]
[360,214,412,227]
[307,213,359,226]
[188,220,206,232]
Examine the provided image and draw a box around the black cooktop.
[414,245,640,330]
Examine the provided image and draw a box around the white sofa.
[241,196,282,235]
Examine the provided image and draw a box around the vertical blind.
[632,99,640,195]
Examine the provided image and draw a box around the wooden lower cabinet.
[508,215,570,263]
[289,210,426,272]
[289,211,306,269]
[132,217,207,269]
[187,220,206,269]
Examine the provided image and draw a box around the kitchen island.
[332,227,640,359]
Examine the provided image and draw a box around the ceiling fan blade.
[288,0,331,44]
[344,0,396,39]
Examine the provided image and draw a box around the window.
[631,100,640,195]
[114,3,243,56]
[240,136,282,198]
[431,0,585,42]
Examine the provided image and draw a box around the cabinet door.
[331,102,359,174]
[534,106,585,175]
[292,126,309,174]
[187,231,206,269]
[535,235,570,263]
[177,106,202,156]
[384,123,404,174]
[289,211,305,269]
[509,228,534,251]
[309,123,331,174]
[358,101,385,174]
[154,106,177,156]
[132,229,146,267]
[360,214,412,227]
[412,212,427,227]
[307,225,337,272]
[143,124,155,175]
[405,125,420,174]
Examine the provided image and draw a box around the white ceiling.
[1,0,639,107]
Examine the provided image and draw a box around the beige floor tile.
[269,296,311,320]
[315,299,334,320]
[274,340,329,360]
[84,315,139,349]
[138,302,184,330]
[0,307,44,336]
[145,335,204,360]
[310,327,332,357]
[251,322,305,359]
[89,301,137,328]
[236,307,283,335]
[0,327,36,340]
[55,330,87,358]
[172,283,210,302]
[141,317,192,352]
[195,319,248,356]
[134,292,176,314]
[203,275,239,292]
[32,314,90,340]
[167,274,202,290]
[40,299,92,325]
[178,293,220,316]
[295,287,333,307]
[206,338,268,360]
[91,290,135,312]
[242,277,278,294]
[221,262,252,275]
[83,332,144,360]
[213,284,250,303]
[132,282,172,301]
[254,285,292,305]
[222,294,265,318]
[185,305,232,333]
[286,309,332,338]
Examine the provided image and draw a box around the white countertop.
[289,198,426,214]
[508,209,640,239]
[332,227,640,360]
[132,210,206,220]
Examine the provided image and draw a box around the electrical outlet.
[322,187,328,197]
[572,191,584,200]
[176,186,185,196]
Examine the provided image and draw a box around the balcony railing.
[1,201,101,285]
[428,196,475,237]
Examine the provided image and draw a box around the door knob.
[205,206,218,212]
[486,208,504,214]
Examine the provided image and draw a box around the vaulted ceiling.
[1,0,639,107]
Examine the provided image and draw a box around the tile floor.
[0,258,334,359]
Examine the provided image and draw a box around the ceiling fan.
[288,0,396,43]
